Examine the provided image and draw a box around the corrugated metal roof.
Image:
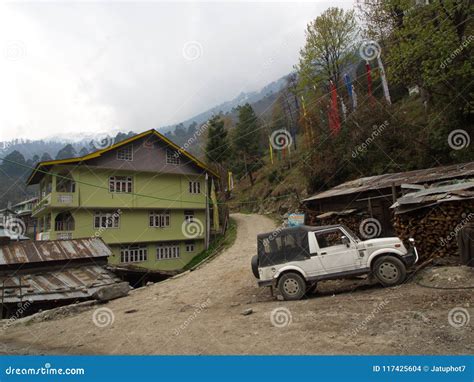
[303,162,474,202]
[0,265,122,303]
[391,181,474,214]
[0,238,112,266]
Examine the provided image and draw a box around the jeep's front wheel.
[373,256,406,287]
[278,272,306,300]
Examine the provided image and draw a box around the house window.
[117,145,133,161]
[149,210,170,228]
[166,149,180,165]
[94,211,120,229]
[157,242,180,260]
[189,181,201,194]
[120,244,148,263]
[184,210,194,223]
[185,241,195,252]
[109,176,133,193]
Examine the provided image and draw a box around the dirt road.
[1,213,472,354]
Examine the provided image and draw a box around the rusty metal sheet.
[303,162,474,202]
[0,237,112,266]
[0,265,122,303]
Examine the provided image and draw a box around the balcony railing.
[32,192,78,216]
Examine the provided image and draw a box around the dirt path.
[1,213,472,354]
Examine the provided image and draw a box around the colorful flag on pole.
[340,97,347,122]
[328,81,341,136]
[344,74,353,109]
[377,55,391,104]
[227,171,234,191]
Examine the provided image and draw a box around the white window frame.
[185,241,195,252]
[109,176,133,193]
[149,210,170,228]
[120,244,148,263]
[157,242,180,260]
[94,211,120,229]
[184,210,194,223]
[117,145,133,161]
[189,181,201,194]
[166,149,180,165]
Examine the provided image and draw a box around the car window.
[316,229,345,248]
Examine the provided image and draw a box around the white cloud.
[0,1,352,141]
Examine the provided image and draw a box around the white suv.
[251,224,418,300]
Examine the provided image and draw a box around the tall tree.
[205,116,229,165]
[40,152,53,162]
[55,144,77,160]
[298,7,358,87]
[233,103,262,186]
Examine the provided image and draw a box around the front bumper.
[404,245,419,267]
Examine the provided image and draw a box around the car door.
[311,228,359,274]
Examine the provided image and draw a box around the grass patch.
[183,218,238,271]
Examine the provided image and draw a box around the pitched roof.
[303,162,474,202]
[0,237,112,266]
[27,129,218,184]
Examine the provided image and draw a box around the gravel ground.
[0,213,472,355]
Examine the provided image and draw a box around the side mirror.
[341,235,350,247]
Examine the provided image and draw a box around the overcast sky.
[0,1,351,141]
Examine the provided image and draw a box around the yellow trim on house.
[27,129,218,184]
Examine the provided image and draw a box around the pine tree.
[233,103,262,186]
[205,116,228,165]
[55,144,77,160]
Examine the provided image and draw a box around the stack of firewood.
[393,200,474,261]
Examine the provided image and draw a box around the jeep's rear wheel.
[278,272,306,300]
[373,256,406,286]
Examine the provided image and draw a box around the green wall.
[34,165,210,270]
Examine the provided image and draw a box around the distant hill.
[160,75,289,133]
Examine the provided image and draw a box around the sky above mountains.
[0,1,350,141]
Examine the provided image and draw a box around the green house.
[27,129,220,271]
